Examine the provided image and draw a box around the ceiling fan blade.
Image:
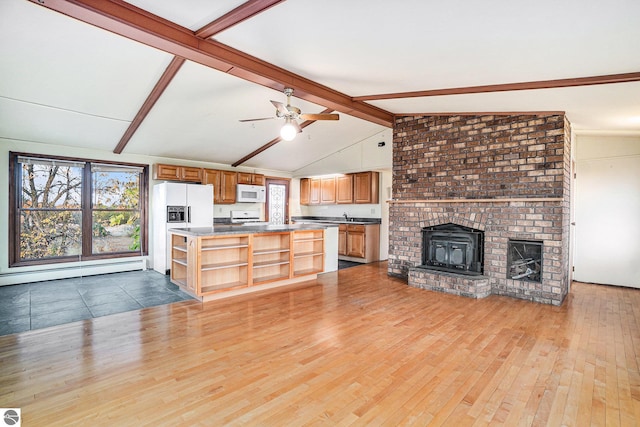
[292,120,303,133]
[239,117,274,122]
[299,113,340,121]
[271,100,290,116]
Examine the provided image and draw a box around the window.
[9,152,148,266]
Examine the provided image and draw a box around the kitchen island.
[168,224,338,302]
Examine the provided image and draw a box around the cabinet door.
[309,178,321,205]
[320,177,336,204]
[252,174,265,185]
[347,227,366,258]
[202,169,221,202]
[300,178,310,205]
[202,169,219,186]
[354,171,379,204]
[181,166,202,183]
[338,225,347,256]
[154,163,181,180]
[237,172,252,185]
[219,171,237,204]
[336,174,353,204]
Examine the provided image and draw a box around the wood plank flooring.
[1,261,639,426]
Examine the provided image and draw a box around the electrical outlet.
[371,208,375,214]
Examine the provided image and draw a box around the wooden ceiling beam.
[29,0,394,128]
[195,0,286,39]
[354,72,640,101]
[113,56,185,154]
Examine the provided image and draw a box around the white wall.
[573,133,640,288]
[0,138,290,285]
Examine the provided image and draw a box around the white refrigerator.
[153,182,214,274]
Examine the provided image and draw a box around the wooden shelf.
[172,245,187,252]
[253,248,289,256]
[253,260,289,268]
[293,251,323,258]
[202,243,249,251]
[172,257,187,266]
[202,261,249,271]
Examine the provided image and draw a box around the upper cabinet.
[300,172,379,205]
[354,171,379,204]
[320,177,336,204]
[203,168,237,204]
[154,163,202,182]
[336,175,353,204]
[310,178,321,205]
[238,172,265,186]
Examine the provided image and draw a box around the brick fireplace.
[388,114,571,305]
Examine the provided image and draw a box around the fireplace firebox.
[507,239,542,282]
[420,223,484,275]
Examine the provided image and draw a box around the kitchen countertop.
[291,216,381,225]
[169,223,337,237]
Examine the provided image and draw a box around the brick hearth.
[388,114,571,305]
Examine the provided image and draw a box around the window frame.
[9,151,149,267]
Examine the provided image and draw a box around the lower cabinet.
[338,224,380,263]
[170,229,325,298]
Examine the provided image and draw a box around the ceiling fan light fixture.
[280,119,297,141]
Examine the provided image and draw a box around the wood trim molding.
[354,72,640,101]
[388,198,564,204]
[29,0,393,128]
[195,0,286,39]
[232,108,333,166]
[114,56,185,154]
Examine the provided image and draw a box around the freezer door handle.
[187,206,191,223]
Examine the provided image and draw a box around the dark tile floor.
[0,270,196,337]
[338,260,362,270]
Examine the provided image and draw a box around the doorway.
[265,178,290,224]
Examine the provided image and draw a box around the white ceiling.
[1,0,639,174]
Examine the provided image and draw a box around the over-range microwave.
[236,184,266,203]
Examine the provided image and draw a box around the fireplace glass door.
[421,223,484,275]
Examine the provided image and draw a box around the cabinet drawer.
[347,224,365,232]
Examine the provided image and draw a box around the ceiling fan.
[239,88,339,140]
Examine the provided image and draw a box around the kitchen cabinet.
[338,224,347,256]
[202,168,237,204]
[300,178,310,205]
[320,177,336,204]
[309,178,321,205]
[354,171,379,204]
[154,163,202,182]
[300,171,379,205]
[238,172,265,185]
[169,227,327,301]
[346,225,366,258]
[336,175,353,204]
[338,224,380,263]
[171,233,250,294]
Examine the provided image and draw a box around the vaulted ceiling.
[1,0,639,174]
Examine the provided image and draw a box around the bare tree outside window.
[19,160,83,260]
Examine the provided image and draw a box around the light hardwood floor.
[1,262,639,426]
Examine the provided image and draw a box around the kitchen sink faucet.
[343,212,348,221]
